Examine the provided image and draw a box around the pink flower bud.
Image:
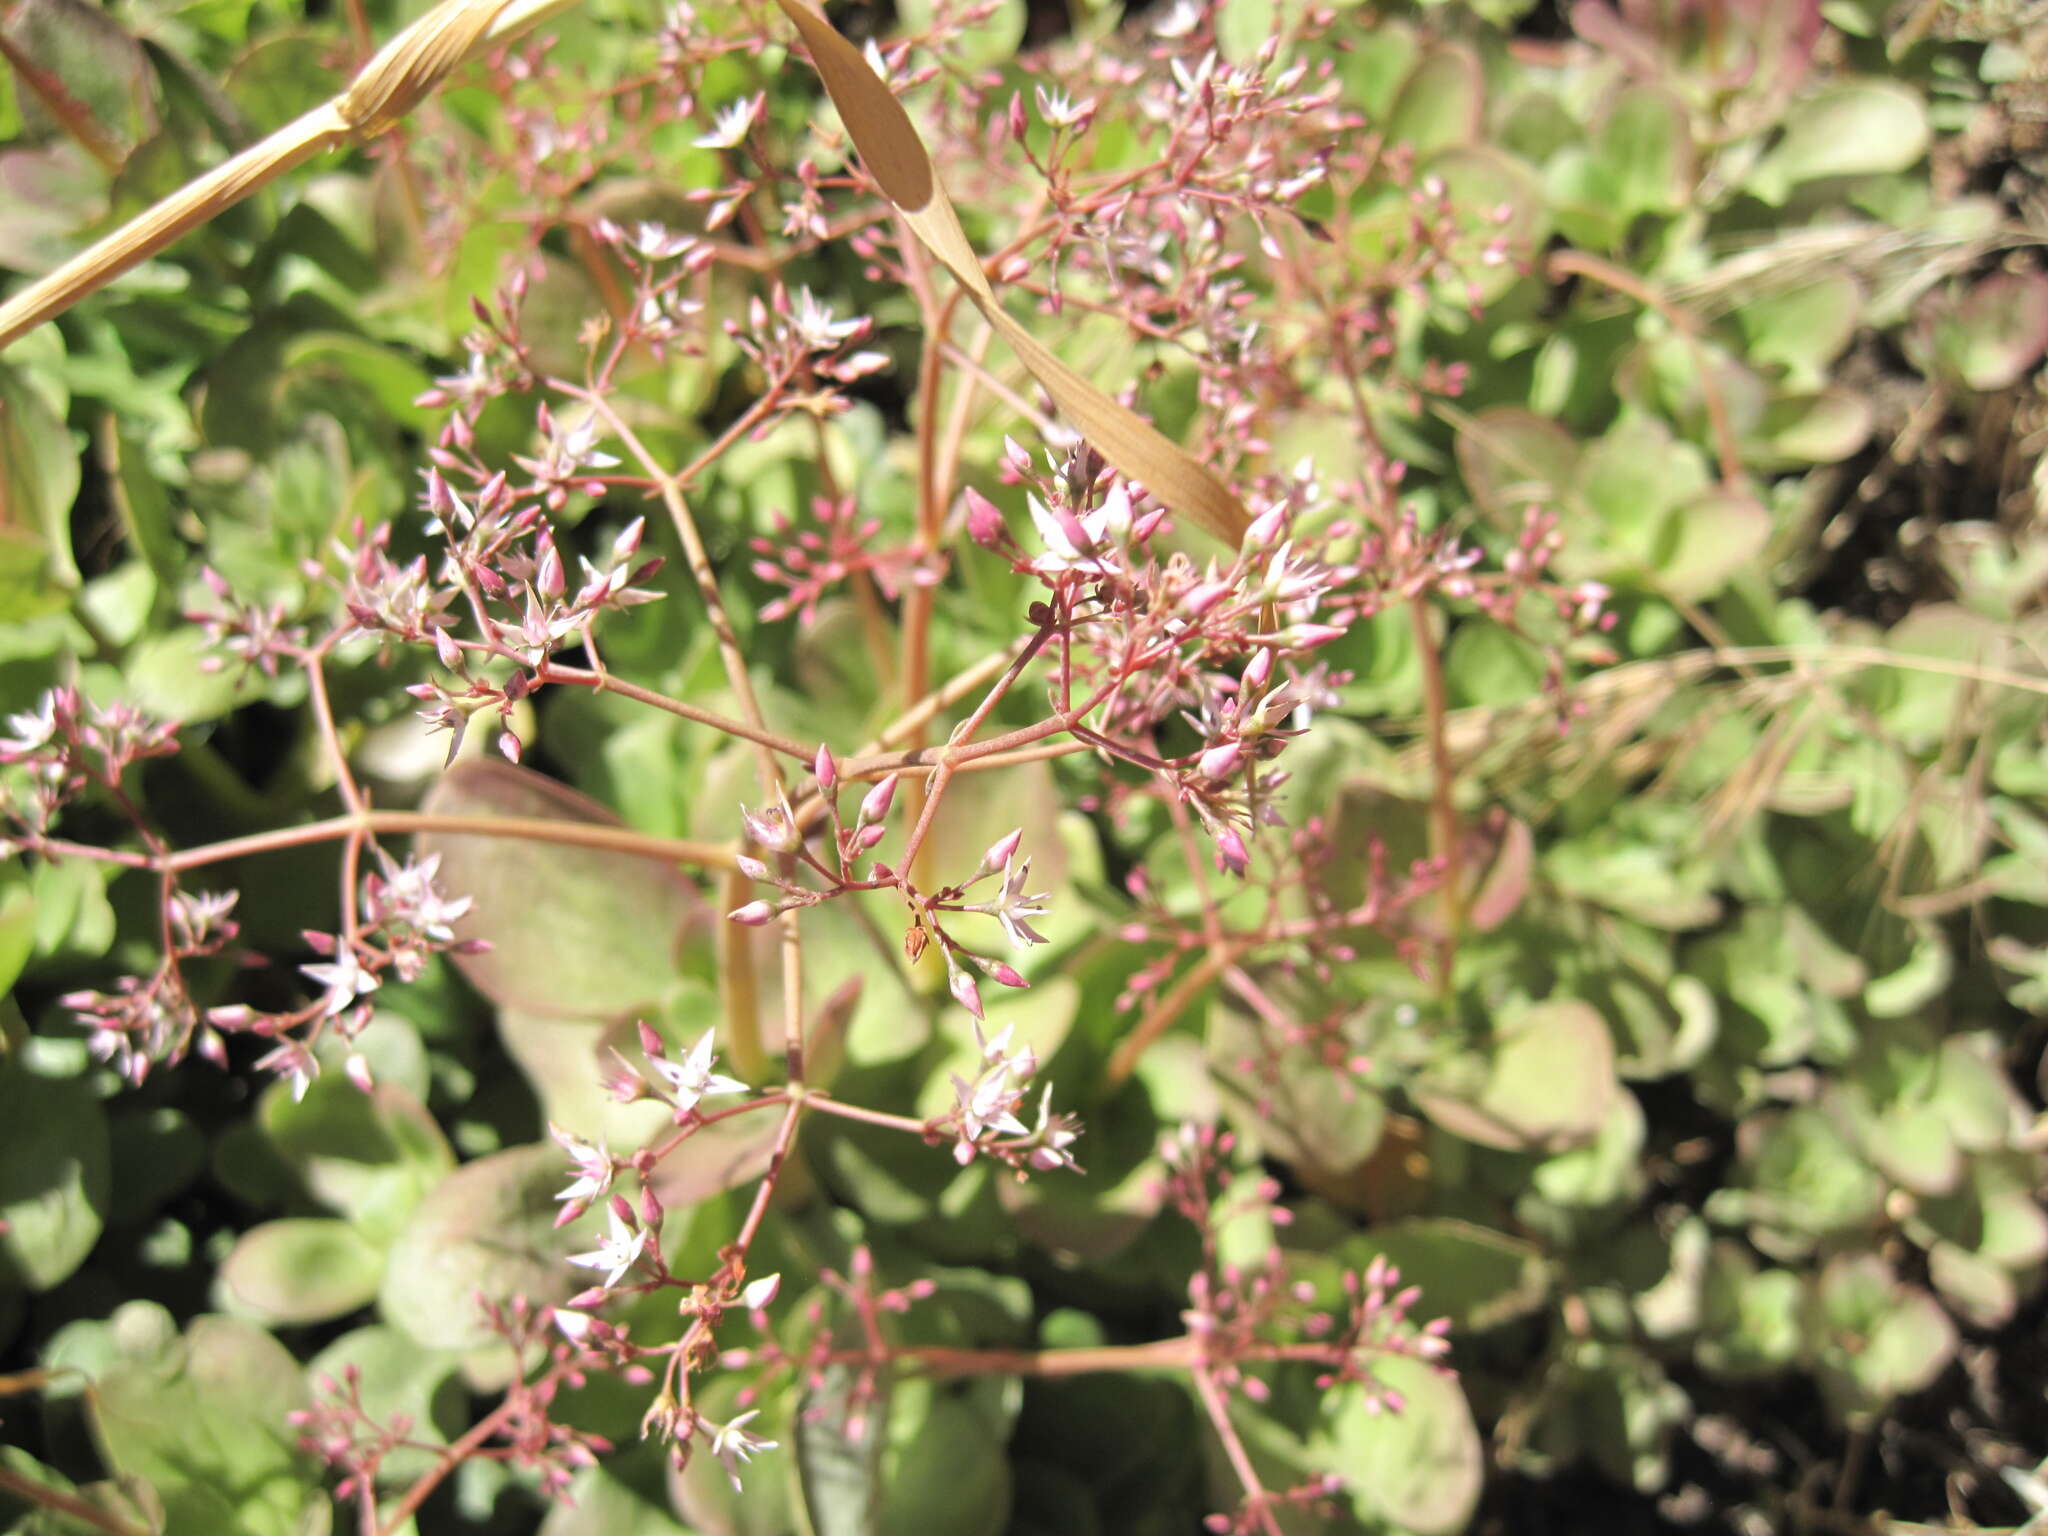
[1245,503,1287,549]
[729,900,776,926]
[987,961,1026,988]
[434,625,462,670]
[1285,623,1348,649]
[964,487,1005,548]
[345,1054,375,1093]
[1180,580,1232,617]
[639,1185,664,1231]
[858,773,898,826]
[979,828,1024,876]
[1242,648,1275,693]
[638,1020,667,1059]
[736,855,770,882]
[740,1273,781,1309]
[1199,742,1243,780]
[950,967,985,1019]
[609,1193,637,1227]
[1215,826,1250,877]
[814,744,838,791]
[1007,91,1027,140]
[537,533,565,598]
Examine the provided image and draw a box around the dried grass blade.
[770,0,1250,546]
[0,0,582,352]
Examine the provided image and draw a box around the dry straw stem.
[0,0,582,352]
[1386,642,2048,804]
[2,0,1248,547]
[770,0,1252,547]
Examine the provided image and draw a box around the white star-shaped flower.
[567,1207,648,1290]
[649,1029,749,1117]
[300,945,379,1016]
[549,1123,612,1206]
[708,1410,778,1491]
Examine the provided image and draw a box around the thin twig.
[0,1465,151,1536]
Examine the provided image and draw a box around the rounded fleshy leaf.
[89,1313,322,1536]
[1752,80,1929,200]
[1414,1002,1620,1154]
[417,759,708,1018]
[1926,272,2048,391]
[1384,43,1482,155]
[1321,1357,1482,1536]
[0,1060,109,1291]
[259,1075,453,1243]
[1453,406,1579,524]
[379,1144,592,1353]
[221,1218,384,1326]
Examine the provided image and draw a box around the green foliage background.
[2,0,2047,1530]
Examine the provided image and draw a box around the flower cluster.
[749,496,941,628]
[727,755,1053,1022]
[0,686,180,843]
[295,1297,610,1501]
[936,1021,1082,1173]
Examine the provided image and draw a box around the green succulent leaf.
[378,1144,594,1354]
[0,1059,109,1292]
[220,1218,385,1326]
[1318,1357,1482,1536]
[1751,80,1929,201]
[417,759,710,1019]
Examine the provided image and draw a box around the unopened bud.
[979,828,1024,877]
[1245,503,1287,549]
[1284,623,1348,649]
[1199,742,1243,780]
[964,487,1005,549]
[729,901,776,926]
[814,744,838,791]
[858,773,898,826]
[949,967,984,1019]
[638,1020,667,1059]
[536,533,565,598]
